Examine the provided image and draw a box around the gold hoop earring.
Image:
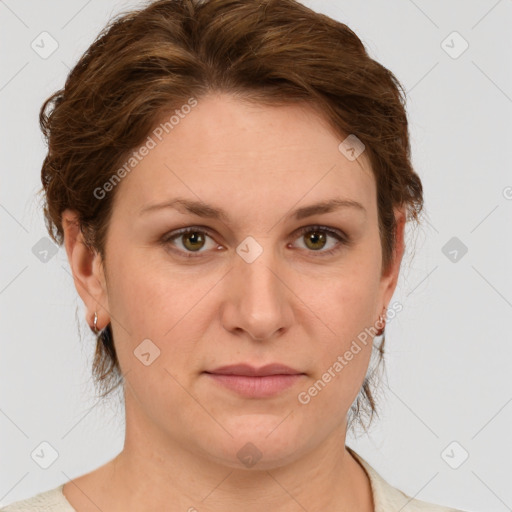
[376,306,387,336]
[93,311,99,335]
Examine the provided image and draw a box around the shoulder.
[347,446,470,512]
[0,484,76,512]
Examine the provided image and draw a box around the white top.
[0,447,468,511]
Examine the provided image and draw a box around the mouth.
[203,363,306,398]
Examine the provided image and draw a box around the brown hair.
[38,0,423,434]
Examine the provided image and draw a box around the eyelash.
[160,225,349,259]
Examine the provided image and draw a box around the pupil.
[186,232,203,251]
[308,231,325,250]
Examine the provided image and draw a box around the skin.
[61,92,405,512]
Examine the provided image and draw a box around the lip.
[204,364,305,398]
[205,363,303,377]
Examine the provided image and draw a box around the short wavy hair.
[38,0,423,435]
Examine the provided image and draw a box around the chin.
[199,416,309,470]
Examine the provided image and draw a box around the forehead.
[111,93,376,219]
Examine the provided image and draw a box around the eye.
[291,225,348,256]
[160,227,219,258]
[160,225,349,259]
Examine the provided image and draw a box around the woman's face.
[67,92,404,469]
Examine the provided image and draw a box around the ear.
[62,209,110,332]
[378,206,406,311]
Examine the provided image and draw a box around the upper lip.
[205,363,303,377]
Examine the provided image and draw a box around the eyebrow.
[138,197,366,221]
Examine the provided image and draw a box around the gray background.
[1,1,511,510]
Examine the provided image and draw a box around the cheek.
[316,283,376,373]
[314,254,382,339]
[304,251,381,387]
[105,244,191,331]
[300,281,377,419]
[105,248,220,374]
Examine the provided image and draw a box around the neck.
[64,392,374,512]
[100,401,374,511]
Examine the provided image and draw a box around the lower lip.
[204,373,304,398]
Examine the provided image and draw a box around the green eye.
[161,225,348,259]
[162,227,217,257]
[293,226,348,256]
[180,231,207,252]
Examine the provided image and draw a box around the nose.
[220,246,294,341]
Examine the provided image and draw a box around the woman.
[1,0,469,510]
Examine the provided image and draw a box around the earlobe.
[62,209,109,331]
